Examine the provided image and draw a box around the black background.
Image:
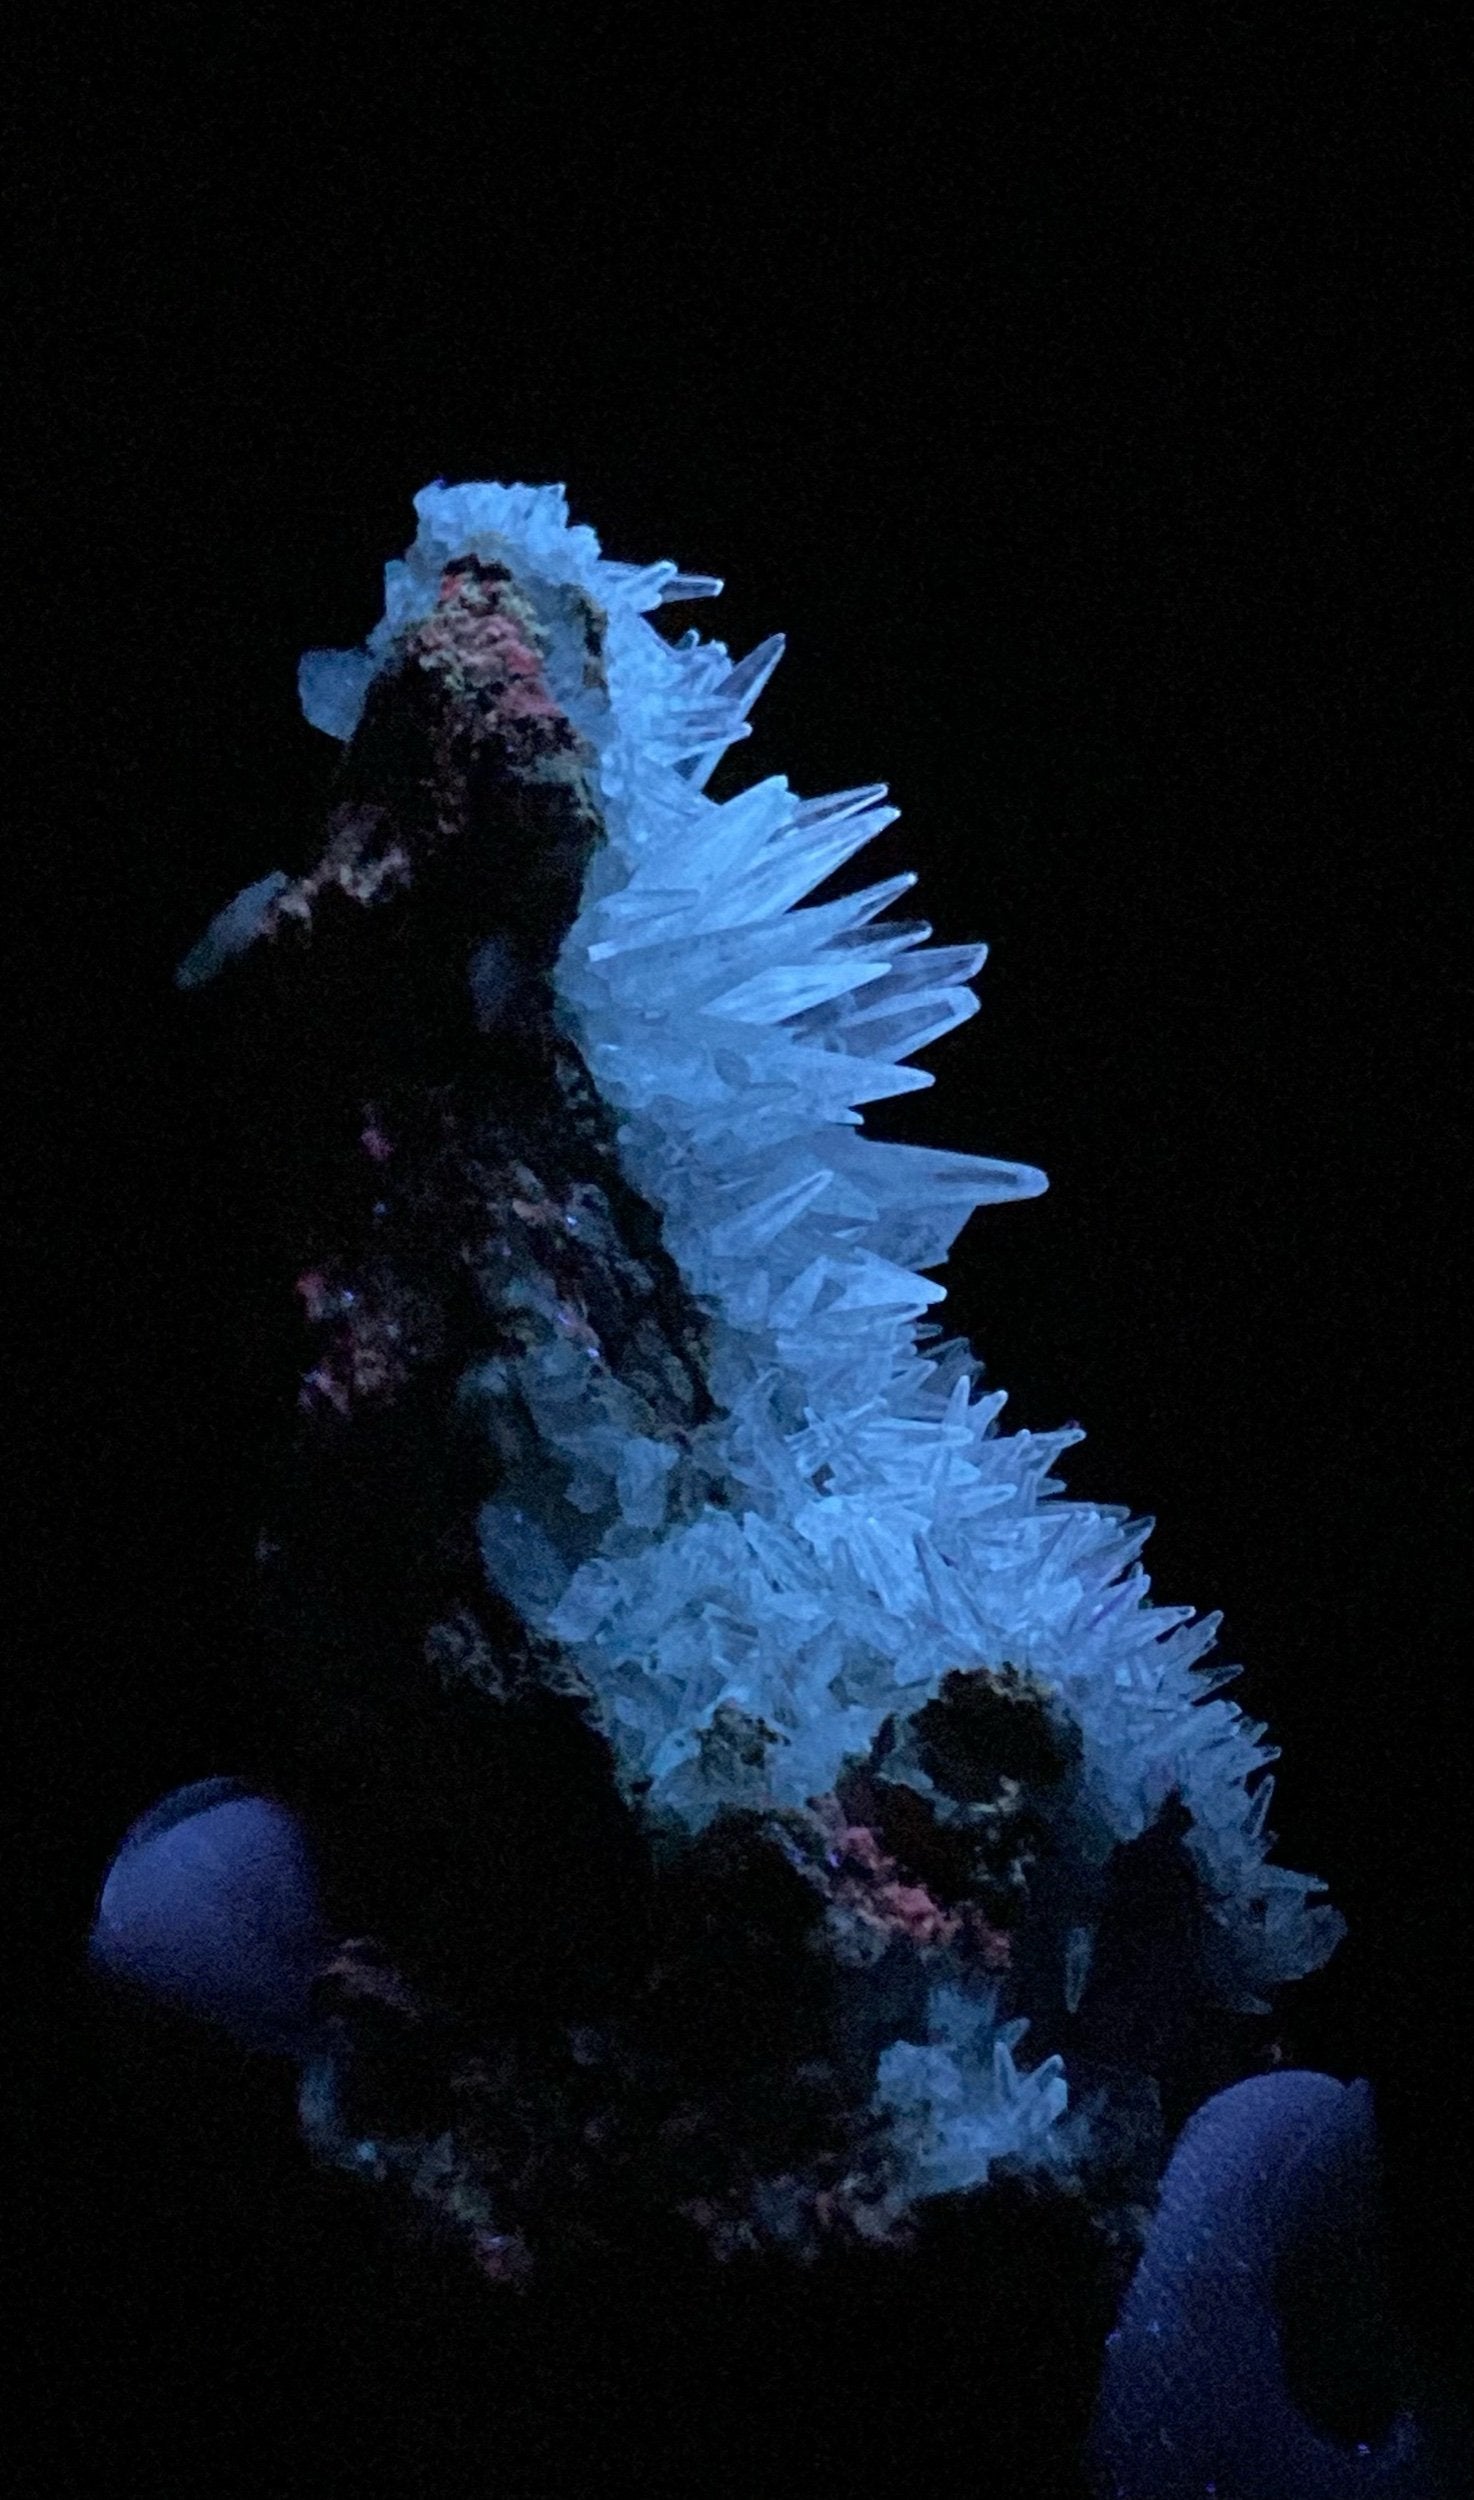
[13,11,1466,2492]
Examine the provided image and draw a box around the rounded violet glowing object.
[89,1778,325,2057]
[1087,2069,1453,2498]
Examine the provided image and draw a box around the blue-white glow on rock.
[292,483,1346,2203]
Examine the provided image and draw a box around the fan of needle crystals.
[177,482,1343,2287]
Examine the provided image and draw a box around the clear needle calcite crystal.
[178,483,1342,2287]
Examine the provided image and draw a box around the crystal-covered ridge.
[297,477,1343,2033]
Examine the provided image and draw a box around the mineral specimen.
[165,482,1345,2287]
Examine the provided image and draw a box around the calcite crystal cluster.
[177,484,1342,2286]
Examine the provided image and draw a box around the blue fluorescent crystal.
[297,480,1342,2034]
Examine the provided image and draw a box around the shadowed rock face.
[189,557,714,2036]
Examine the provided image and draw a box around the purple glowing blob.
[1086,2069,1445,2498]
[89,1779,326,2055]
